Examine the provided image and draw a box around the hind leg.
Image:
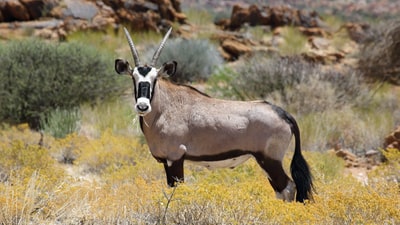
[254,153,295,202]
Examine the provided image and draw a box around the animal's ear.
[115,59,132,75]
[158,61,177,77]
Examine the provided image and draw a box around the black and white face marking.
[115,27,175,117]
[132,66,159,116]
[115,59,177,117]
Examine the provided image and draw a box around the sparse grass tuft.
[299,106,394,152]
[79,97,139,138]
[41,107,81,139]
[279,26,308,55]
[184,8,214,27]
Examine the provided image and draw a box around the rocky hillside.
[183,0,400,20]
[0,0,186,40]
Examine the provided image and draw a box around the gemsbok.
[115,27,314,202]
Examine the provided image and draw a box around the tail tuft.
[290,150,314,202]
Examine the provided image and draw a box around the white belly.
[188,154,252,170]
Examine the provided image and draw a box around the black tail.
[286,114,314,202]
[267,102,314,202]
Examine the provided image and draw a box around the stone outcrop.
[340,22,371,43]
[217,4,323,31]
[332,148,382,169]
[0,0,186,40]
[213,4,346,62]
[384,126,400,150]
[331,125,400,169]
[213,33,254,61]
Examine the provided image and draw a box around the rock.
[221,38,252,60]
[212,32,255,61]
[3,0,30,21]
[302,51,344,64]
[63,0,98,20]
[334,148,382,169]
[20,0,45,20]
[309,36,330,50]
[335,149,357,162]
[0,0,188,40]
[229,4,251,30]
[299,27,329,37]
[384,126,400,150]
[342,22,371,43]
[223,4,322,31]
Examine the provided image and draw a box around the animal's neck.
[140,79,209,134]
[140,79,177,130]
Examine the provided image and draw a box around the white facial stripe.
[132,66,158,115]
[132,67,158,98]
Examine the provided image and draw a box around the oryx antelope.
[115,27,313,202]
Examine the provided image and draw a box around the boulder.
[221,38,252,60]
[299,27,329,37]
[0,0,187,40]
[334,148,382,169]
[3,0,30,21]
[342,22,371,43]
[384,126,400,150]
[212,32,256,61]
[63,0,98,20]
[222,4,322,31]
[20,0,45,20]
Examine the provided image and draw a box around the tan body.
[142,80,292,165]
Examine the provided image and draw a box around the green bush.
[0,38,125,130]
[227,54,368,114]
[231,55,310,100]
[151,38,223,83]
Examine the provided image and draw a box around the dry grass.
[0,125,399,224]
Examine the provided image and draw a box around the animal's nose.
[135,97,151,115]
[136,104,149,112]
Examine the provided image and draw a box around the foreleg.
[163,158,184,187]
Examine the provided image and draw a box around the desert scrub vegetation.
[278,26,308,55]
[358,19,400,84]
[0,124,399,224]
[148,38,223,83]
[224,55,367,110]
[0,38,126,130]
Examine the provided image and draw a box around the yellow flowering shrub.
[0,124,67,224]
[0,125,399,224]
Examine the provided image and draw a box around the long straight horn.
[123,27,141,67]
[150,27,172,67]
